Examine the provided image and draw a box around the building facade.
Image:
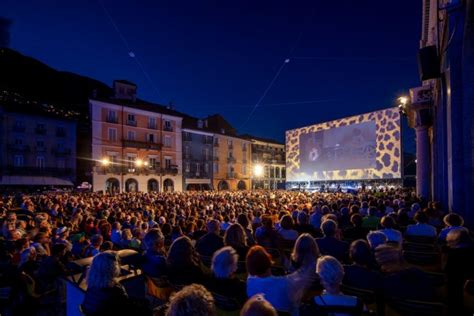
[90,81,183,193]
[409,0,474,226]
[0,106,76,188]
[182,126,214,190]
[213,134,251,191]
[245,137,285,189]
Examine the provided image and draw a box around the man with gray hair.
[316,219,349,262]
[196,219,224,257]
[142,228,167,278]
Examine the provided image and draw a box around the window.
[242,143,247,151]
[107,110,117,123]
[36,156,45,169]
[57,159,66,169]
[165,157,172,169]
[56,126,66,137]
[185,162,190,172]
[127,130,135,141]
[148,157,157,169]
[127,155,136,169]
[228,139,233,146]
[196,163,200,174]
[164,120,172,131]
[204,163,209,173]
[149,117,156,129]
[164,136,172,147]
[108,128,117,142]
[213,162,219,173]
[204,148,209,160]
[147,133,155,143]
[228,151,233,158]
[13,155,24,167]
[184,146,190,158]
[127,114,136,125]
[242,164,247,175]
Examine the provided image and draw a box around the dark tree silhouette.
[0,17,12,47]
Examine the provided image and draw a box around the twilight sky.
[1,0,420,150]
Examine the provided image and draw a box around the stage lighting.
[253,164,264,177]
[101,158,110,166]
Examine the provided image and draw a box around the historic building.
[182,116,214,190]
[0,105,76,188]
[242,135,285,190]
[90,80,183,192]
[408,0,474,226]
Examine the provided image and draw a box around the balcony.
[227,156,236,163]
[52,147,72,156]
[162,165,179,175]
[12,125,25,133]
[163,125,173,132]
[148,122,157,129]
[183,135,193,142]
[122,139,162,150]
[35,127,47,135]
[7,144,30,152]
[4,166,73,177]
[106,116,118,124]
[126,120,137,127]
[228,144,234,150]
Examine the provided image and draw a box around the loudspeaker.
[418,46,440,80]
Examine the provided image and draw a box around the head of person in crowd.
[443,213,464,228]
[380,216,396,229]
[237,214,250,230]
[144,228,165,253]
[224,224,247,249]
[374,244,403,273]
[261,215,274,231]
[167,236,199,268]
[19,247,37,267]
[87,251,121,289]
[316,255,345,294]
[240,294,277,316]
[279,215,294,231]
[350,213,363,228]
[413,210,430,224]
[246,245,272,277]
[446,228,473,249]
[321,219,337,238]
[211,246,238,279]
[349,240,372,266]
[366,231,387,250]
[207,220,220,235]
[90,234,104,249]
[291,233,320,270]
[297,212,309,225]
[367,207,377,217]
[166,284,216,316]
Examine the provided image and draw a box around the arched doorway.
[218,180,229,191]
[163,178,174,192]
[237,180,246,190]
[105,178,120,193]
[147,179,159,192]
[125,178,138,192]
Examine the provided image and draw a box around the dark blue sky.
[1,0,420,150]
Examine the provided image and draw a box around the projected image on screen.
[286,107,402,181]
[299,121,376,173]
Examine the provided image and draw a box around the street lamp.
[101,158,110,166]
[135,159,143,167]
[253,164,264,190]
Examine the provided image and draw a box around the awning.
[185,178,211,184]
[0,176,74,186]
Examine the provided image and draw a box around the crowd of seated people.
[0,189,473,316]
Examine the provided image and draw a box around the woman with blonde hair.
[224,223,249,260]
[82,251,131,315]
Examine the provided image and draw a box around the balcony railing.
[35,127,47,135]
[106,116,118,124]
[227,156,236,163]
[163,165,179,175]
[3,166,73,177]
[163,125,173,132]
[122,139,162,150]
[7,144,30,152]
[126,120,137,127]
[52,148,72,156]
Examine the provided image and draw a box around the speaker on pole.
[418,45,441,80]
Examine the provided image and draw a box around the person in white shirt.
[379,216,402,244]
[405,211,437,238]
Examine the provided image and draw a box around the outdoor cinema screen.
[286,107,402,182]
